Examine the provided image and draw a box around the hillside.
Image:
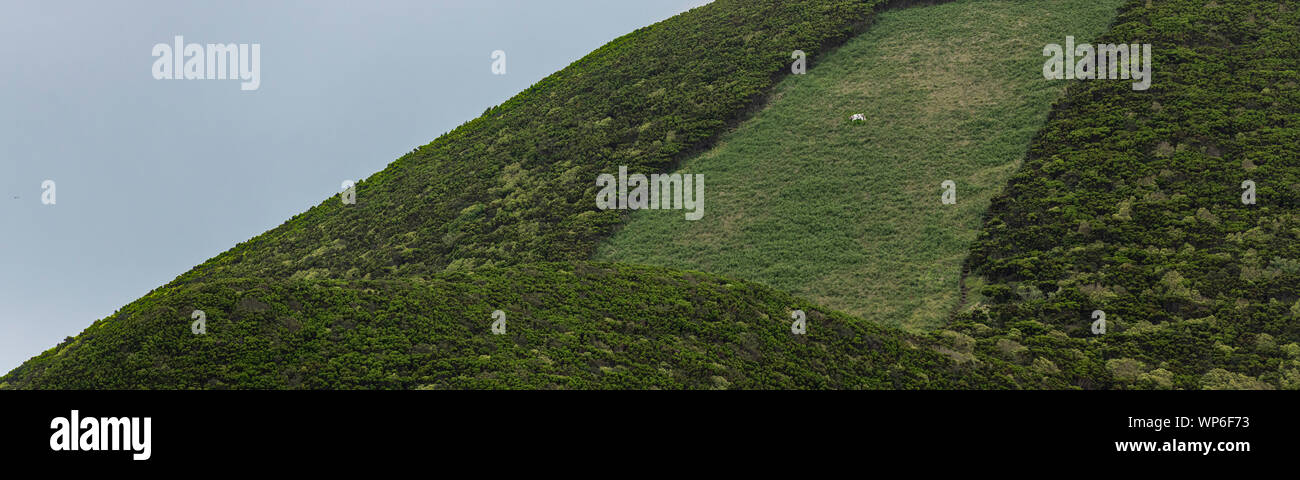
[951,0,1300,389]
[596,0,1123,329]
[5,0,1299,390]
[6,0,976,390]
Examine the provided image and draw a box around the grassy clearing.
[596,0,1123,330]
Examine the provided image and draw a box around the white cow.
[850,113,866,122]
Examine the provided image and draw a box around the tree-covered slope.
[596,0,1122,329]
[951,0,1300,389]
[0,263,1021,389]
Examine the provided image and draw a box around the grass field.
[595,0,1124,330]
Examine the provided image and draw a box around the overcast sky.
[0,0,713,374]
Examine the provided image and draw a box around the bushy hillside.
[951,0,1300,389]
[0,263,1019,389]
[596,0,1122,329]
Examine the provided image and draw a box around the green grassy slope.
[953,0,1300,389]
[595,0,1123,329]
[0,263,1018,389]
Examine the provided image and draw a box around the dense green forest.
[4,0,1298,389]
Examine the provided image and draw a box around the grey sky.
[0,0,713,374]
